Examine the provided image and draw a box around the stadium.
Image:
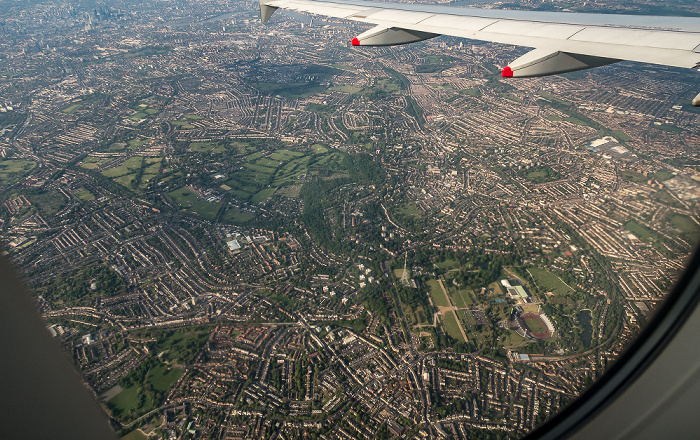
[519,313,554,339]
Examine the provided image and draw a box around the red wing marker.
[502,66,513,78]
[351,37,360,46]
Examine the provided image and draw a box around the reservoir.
[578,309,593,348]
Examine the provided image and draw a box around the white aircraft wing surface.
[259,0,700,93]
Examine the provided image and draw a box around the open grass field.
[499,330,529,347]
[654,170,675,181]
[435,259,458,270]
[610,130,632,142]
[255,82,326,99]
[62,102,82,113]
[397,202,425,219]
[666,212,700,242]
[127,138,150,149]
[78,156,112,170]
[442,311,466,343]
[394,269,409,279]
[529,267,573,296]
[121,430,148,440]
[0,159,36,186]
[190,141,226,154]
[624,220,657,241]
[223,207,255,223]
[148,364,182,392]
[459,88,482,97]
[251,187,276,204]
[310,143,329,154]
[102,157,144,178]
[450,289,473,309]
[270,149,305,161]
[171,120,194,129]
[427,279,451,307]
[168,186,221,220]
[75,188,95,201]
[107,384,140,416]
[114,173,138,188]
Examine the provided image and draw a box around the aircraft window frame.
[524,246,700,439]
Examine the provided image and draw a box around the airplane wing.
[259,0,700,103]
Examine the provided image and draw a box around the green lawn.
[398,203,424,219]
[148,364,183,392]
[171,120,194,129]
[102,157,144,178]
[435,259,458,270]
[427,279,451,307]
[624,220,657,241]
[223,208,254,224]
[529,267,573,296]
[107,384,140,416]
[442,311,466,343]
[621,170,647,183]
[121,430,148,440]
[666,213,700,242]
[190,141,226,153]
[62,103,81,114]
[0,159,36,186]
[75,189,95,201]
[255,82,326,99]
[251,187,276,204]
[459,88,481,97]
[127,138,150,149]
[270,149,305,161]
[654,170,675,181]
[78,156,112,170]
[168,187,221,220]
[450,289,473,309]
[499,330,529,347]
[310,144,329,154]
[114,173,138,188]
